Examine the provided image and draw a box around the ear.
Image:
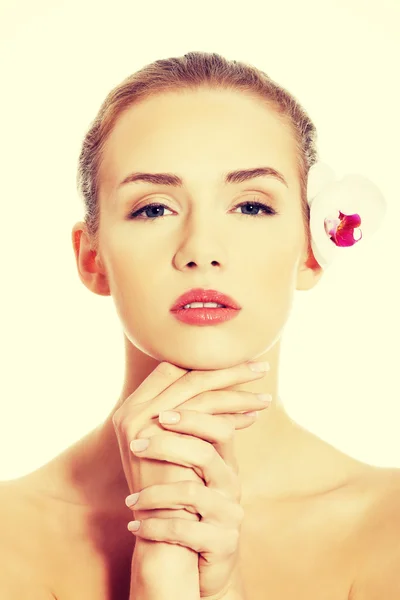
[71,222,111,297]
[295,240,325,292]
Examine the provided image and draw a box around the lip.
[170,288,242,311]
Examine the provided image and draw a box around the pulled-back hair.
[76,51,319,253]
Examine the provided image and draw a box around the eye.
[128,196,279,221]
[128,202,174,221]
[232,199,278,217]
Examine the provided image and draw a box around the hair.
[76,51,319,256]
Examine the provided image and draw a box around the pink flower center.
[324,210,363,247]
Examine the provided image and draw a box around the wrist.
[201,580,235,600]
[131,540,200,600]
[134,537,197,567]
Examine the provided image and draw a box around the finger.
[130,433,238,500]
[138,388,270,440]
[128,405,263,446]
[113,361,187,423]
[158,408,265,436]
[125,481,244,526]
[134,408,264,481]
[156,409,256,471]
[176,389,272,416]
[127,516,239,557]
[149,362,269,418]
[137,392,271,473]
[116,361,268,429]
[141,408,260,440]
[217,411,260,428]
[158,409,245,439]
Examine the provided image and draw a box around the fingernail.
[125,492,140,507]
[127,520,141,532]
[245,411,259,418]
[159,410,181,424]
[248,361,270,372]
[130,438,149,452]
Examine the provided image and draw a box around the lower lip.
[171,307,240,325]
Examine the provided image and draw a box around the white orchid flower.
[307,162,387,270]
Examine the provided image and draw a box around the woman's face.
[95,88,312,370]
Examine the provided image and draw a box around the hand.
[112,361,270,597]
[126,402,270,598]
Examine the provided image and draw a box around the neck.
[28,338,361,514]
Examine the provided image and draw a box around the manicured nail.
[248,361,270,372]
[127,520,141,532]
[130,439,149,452]
[159,410,181,424]
[125,492,140,507]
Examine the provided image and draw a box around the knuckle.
[232,502,245,524]
[113,406,142,435]
[112,409,123,429]
[179,390,205,410]
[138,423,159,439]
[140,486,152,505]
[117,416,131,436]
[143,517,157,538]
[200,444,216,467]
[168,518,182,538]
[220,420,235,443]
[225,529,240,554]
[233,482,242,504]
[113,410,133,434]
[185,480,202,501]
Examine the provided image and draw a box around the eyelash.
[128,196,278,221]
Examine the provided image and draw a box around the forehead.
[99,88,299,198]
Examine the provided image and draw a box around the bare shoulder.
[348,464,400,531]
[348,466,400,599]
[358,465,400,521]
[366,465,400,540]
[0,479,57,599]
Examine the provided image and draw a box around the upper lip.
[170,288,242,311]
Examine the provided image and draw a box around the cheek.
[259,262,296,314]
[260,232,302,280]
[97,242,146,325]
[255,237,301,316]
[101,232,152,288]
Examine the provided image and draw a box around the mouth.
[170,288,242,312]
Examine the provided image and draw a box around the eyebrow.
[117,166,288,190]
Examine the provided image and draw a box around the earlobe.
[92,254,112,297]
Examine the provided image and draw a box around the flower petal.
[307,162,337,205]
[309,174,387,269]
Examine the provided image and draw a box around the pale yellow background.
[0,0,399,479]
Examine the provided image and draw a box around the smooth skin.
[2,88,400,599]
[113,359,271,598]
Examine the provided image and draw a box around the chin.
[153,345,268,372]
[169,357,242,372]
[125,320,280,372]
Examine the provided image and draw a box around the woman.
[1,51,398,599]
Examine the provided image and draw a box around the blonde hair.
[76,51,319,254]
